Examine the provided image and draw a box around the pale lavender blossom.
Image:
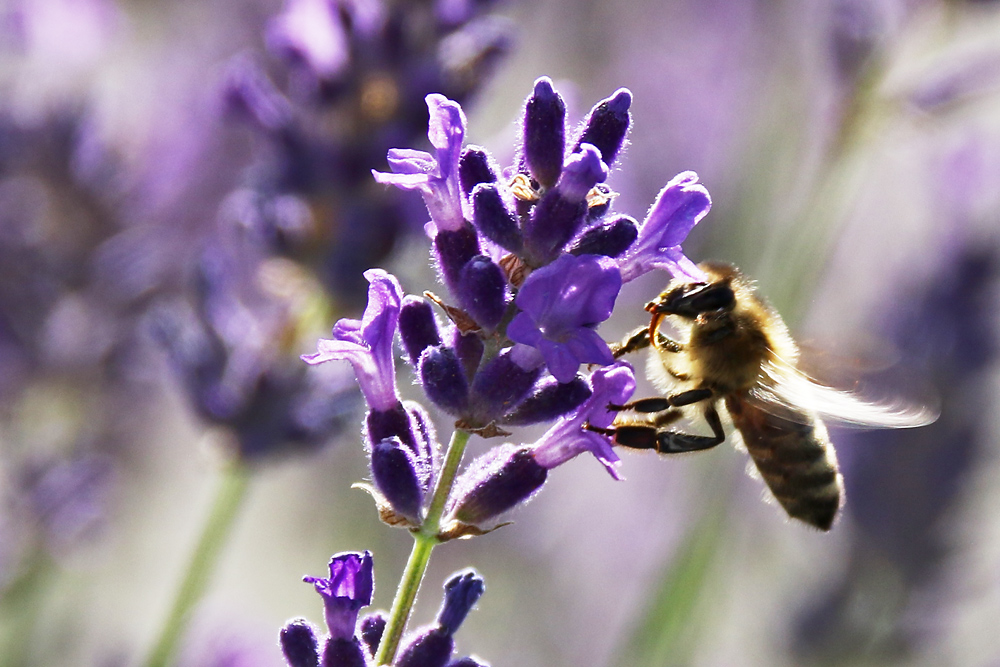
[618,170,711,283]
[373,95,468,233]
[302,269,402,412]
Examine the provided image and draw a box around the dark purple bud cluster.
[281,553,489,667]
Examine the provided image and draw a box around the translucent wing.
[748,359,938,429]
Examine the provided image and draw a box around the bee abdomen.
[728,399,844,531]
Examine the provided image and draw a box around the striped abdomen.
[725,394,844,531]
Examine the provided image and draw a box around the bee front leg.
[611,327,683,358]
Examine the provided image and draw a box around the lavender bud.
[456,256,507,330]
[501,376,592,426]
[395,629,454,667]
[451,328,484,380]
[569,214,639,258]
[469,351,541,423]
[438,570,485,635]
[366,402,413,449]
[322,637,369,667]
[280,619,320,667]
[400,296,442,365]
[472,183,522,253]
[433,222,481,290]
[524,192,587,265]
[451,445,548,525]
[572,88,632,166]
[371,438,424,521]
[406,401,439,485]
[360,612,386,657]
[522,77,566,189]
[459,146,498,196]
[449,658,490,667]
[420,347,471,415]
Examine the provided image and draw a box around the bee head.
[645,279,736,320]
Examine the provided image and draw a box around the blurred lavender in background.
[2,0,1000,666]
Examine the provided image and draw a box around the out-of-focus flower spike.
[280,618,320,667]
[522,76,566,189]
[617,171,710,283]
[456,255,507,330]
[501,376,592,426]
[569,214,638,258]
[370,437,424,521]
[459,146,498,196]
[448,445,548,526]
[572,87,632,167]
[419,346,471,415]
[471,183,522,253]
[522,144,607,263]
[437,570,486,635]
[399,295,442,365]
[222,57,294,132]
[359,612,386,658]
[265,0,349,82]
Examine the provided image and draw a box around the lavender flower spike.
[507,254,621,383]
[302,269,402,412]
[532,362,636,479]
[618,171,711,283]
[303,551,375,640]
[373,94,467,232]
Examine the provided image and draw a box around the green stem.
[374,429,471,665]
[143,461,252,667]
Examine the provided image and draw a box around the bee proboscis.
[590,261,936,531]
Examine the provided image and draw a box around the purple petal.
[537,339,582,384]
[619,171,711,283]
[558,144,607,202]
[564,328,615,366]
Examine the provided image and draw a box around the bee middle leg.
[589,404,726,454]
[609,388,714,413]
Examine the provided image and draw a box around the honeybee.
[590,261,935,531]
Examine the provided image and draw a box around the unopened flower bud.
[322,637,369,667]
[360,612,386,657]
[456,256,507,330]
[433,222,481,290]
[522,76,566,189]
[468,351,541,423]
[371,438,424,520]
[449,445,548,525]
[569,214,638,258]
[420,346,471,415]
[399,296,442,365]
[472,184,522,253]
[572,88,632,166]
[459,146,498,196]
[437,570,485,635]
[280,619,320,667]
[501,376,592,426]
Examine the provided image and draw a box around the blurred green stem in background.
[0,548,55,667]
[374,428,471,665]
[143,460,252,667]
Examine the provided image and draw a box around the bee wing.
[748,360,938,429]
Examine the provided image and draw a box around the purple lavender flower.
[395,570,486,667]
[303,551,375,640]
[507,254,621,383]
[302,269,402,412]
[617,171,711,283]
[531,362,636,480]
[373,94,468,233]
